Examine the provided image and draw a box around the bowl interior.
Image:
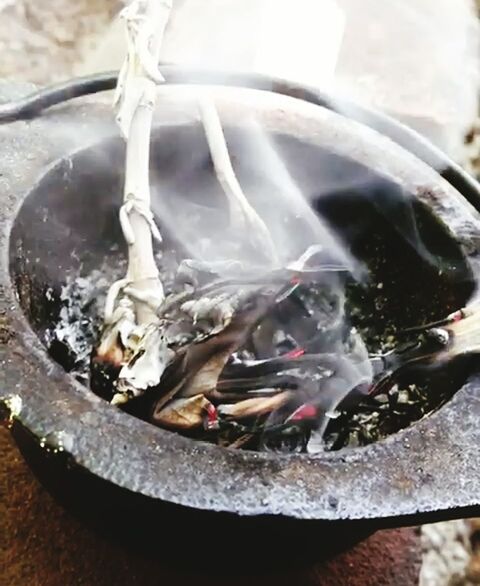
[9,123,475,449]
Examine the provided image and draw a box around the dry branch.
[97,0,173,405]
[198,95,278,265]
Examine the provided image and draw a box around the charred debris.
[42,0,480,454]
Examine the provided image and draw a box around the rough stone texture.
[3,73,476,584]
[335,0,479,162]
[4,82,480,521]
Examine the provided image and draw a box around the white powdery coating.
[420,520,472,586]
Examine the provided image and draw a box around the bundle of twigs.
[89,0,373,452]
[92,0,480,453]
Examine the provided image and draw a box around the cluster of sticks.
[367,303,480,397]
[92,0,480,451]
[92,0,353,449]
[94,0,275,391]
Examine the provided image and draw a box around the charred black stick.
[221,352,341,380]
[213,376,301,397]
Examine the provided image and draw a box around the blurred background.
[1,1,480,584]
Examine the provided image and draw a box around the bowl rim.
[2,77,480,523]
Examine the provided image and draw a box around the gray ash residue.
[323,380,453,450]
[44,269,111,384]
[44,234,467,452]
[45,249,179,385]
[45,264,462,451]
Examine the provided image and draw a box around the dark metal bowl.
[2,77,480,561]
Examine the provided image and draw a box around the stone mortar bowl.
[2,79,480,564]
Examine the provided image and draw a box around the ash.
[46,278,96,381]
[44,266,115,384]
[324,381,448,450]
[324,284,464,450]
[45,242,464,453]
[45,248,179,385]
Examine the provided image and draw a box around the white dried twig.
[98,0,173,405]
[115,0,172,327]
[198,95,278,265]
[98,1,278,408]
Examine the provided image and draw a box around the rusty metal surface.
[2,79,480,527]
